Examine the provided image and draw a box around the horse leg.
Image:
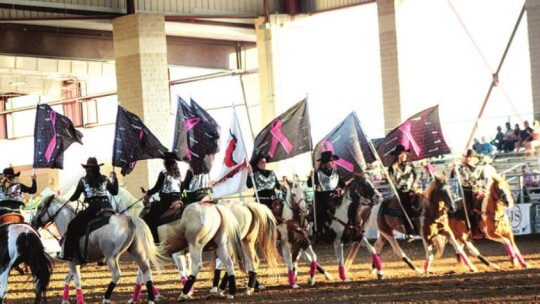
[422,237,435,275]
[216,244,238,300]
[299,250,332,280]
[302,245,318,286]
[463,240,499,270]
[68,262,85,304]
[280,239,298,288]
[381,231,420,273]
[210,257,223,293]
[173,251,195,294]
[243,239,257,295]
[506,230,529,268]
[360,237,384,280]
[0,263,13,303]
[127,269,143,304]
[484,225,519,267]
[102,257,121,304]
[445,232,477,273]
[178,245,202,301]
[333,238,348,281]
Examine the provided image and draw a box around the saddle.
[0,213,25,225]
[79,208,115,263]
[157,201,184,226]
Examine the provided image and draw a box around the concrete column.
[255,17,277,126]
[527,0,540,121]
[377,0,402,134]
[113,13,170,194]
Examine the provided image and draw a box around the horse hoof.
[148,301,155,304]
[178,293,192,301]
[209,287,219,294]
[291,284,300,289]
[490,263,500,270]
[126,299,137,304]
[218,289,227,297]
[226,295,234,300]
[102,299,111,304]
[256,284,266,291]
[245,288,254,295]
[308,277,315,286]
[343,278,350,282]
[62,301,70,304]
[324,271,333,280]
[154,294,162,301]
[377,273,384,280]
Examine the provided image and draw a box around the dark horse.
[0,213,53,304]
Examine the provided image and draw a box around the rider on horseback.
[451,149,486,239]
[387,145,419,241]
[246,153,285,210]
[308,151,345,243]
[0,167,36,218]
[58,157,118,261]
[143,152,183,243]
[182,155,213,204]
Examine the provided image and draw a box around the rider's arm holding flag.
[106,171,119,196]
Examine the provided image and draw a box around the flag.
[172,96,221,174]
[377,105,451,167]
[212,110,249,199]
[33,104,83,169]
[313,112,376,180]
[112,106,168,176]
[251,98,312,164]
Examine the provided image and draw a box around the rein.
[118,196,144,214]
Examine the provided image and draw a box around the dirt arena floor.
[4,234,540,303]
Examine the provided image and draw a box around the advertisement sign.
[505,203,532,235]
[532,203,540,234]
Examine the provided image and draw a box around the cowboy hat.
[2,167,20,178]
[81,157,104,168]
[317,151,340,163]
[390,144,410,156]
[162,152,181,161]
[250,153,271,168]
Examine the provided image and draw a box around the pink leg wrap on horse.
[309,261,317,277]
[423,260,431,273]
[338,265,347,281]
[504,242,516,258]
[372,254,383,271]
[181,276,188,285]
[459,253,473,269]
[132,284,142,301]
[288,270,296,286]
[62,284,70,301]
[152,285,160,296]
[76,289,84,304]
[516,252,527,267]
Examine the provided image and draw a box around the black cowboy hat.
[390,144,411,156]
[81,157,104,169]
[2,167,20,178]
[317,151,340,163]
[250,153,270,167]
[162,152,181,161]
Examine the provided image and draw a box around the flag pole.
[305,95,318,234]
[358,114,415,234]
[232,104,261,205]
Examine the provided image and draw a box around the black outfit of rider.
[246,168,282,209]
[388,160,418,236]
[62,175,118,260]
[0,177,36,216]
[144,170,183,242]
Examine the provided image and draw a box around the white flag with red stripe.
[212,110,248,199]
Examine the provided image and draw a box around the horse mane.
[423,174,447,203]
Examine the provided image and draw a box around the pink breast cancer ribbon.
[268,119,293,157]
[322,140,354,172]
[184,117,200,160]
[44,111,57,162]
[399,120,421,155]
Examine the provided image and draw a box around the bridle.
[33,197,82,241]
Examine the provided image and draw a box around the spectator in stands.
[475,136,493,155]
[516,120,533,151]
[492,126,505,152]
[525,120,540,156]
[502,122,516,152]
[520,164,540,203]
[472,138,481,154]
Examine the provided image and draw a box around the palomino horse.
[210,199,280,295]
[0,213,52,304]
[368,175,476,274]
[158,201,245,301]
[277,180,331,288]
[31,195,161,304]
[328,174,384,281]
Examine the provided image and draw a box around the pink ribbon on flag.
[268,119,293,157]
[44,111,57,162]
[399,120,421,155]
[184,117,200,160]
[322,140,354,172]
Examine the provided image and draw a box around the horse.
[276,179,332,288]
[209,199,280,295]
[449,174,529,269]
[327,174,384,281]
[31,195,161,304]
[158,201,245,301]
[0,212,53,304]
[368,175,476,274]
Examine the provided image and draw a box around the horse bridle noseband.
[34,198,81,231]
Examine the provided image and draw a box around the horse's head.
[489,173,514,208]
[425,174,457,213]
[31,195,59,230]
[349,173,382,206]
[283,179,308,217]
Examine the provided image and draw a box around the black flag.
[251,98,312,164]
[112,106,168,176]
[377,105,451,167]
[33,104,83,169]
[172,97,220,174]
[313,112,376,180]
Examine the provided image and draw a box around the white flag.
[212,110,248,199]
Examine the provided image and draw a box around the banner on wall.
[505,203,532,235]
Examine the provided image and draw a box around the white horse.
[31,195,161,304]
[328,174,384,281]
[209,199,280,295]
[158,201,245,301]
[278,180,331,288]
[0,213,53,304]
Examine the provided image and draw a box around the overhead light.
[9,80,27,86]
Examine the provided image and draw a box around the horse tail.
[129,216,162,273]
[16,229,53,301]
[245,203,281,275]
[215,204,245,272]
